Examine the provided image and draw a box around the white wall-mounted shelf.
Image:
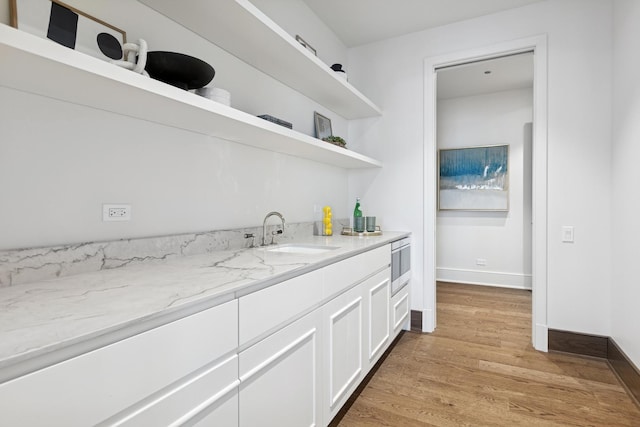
[138,0,382,120]
[0,25,382,169]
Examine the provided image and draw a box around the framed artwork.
[295,35,317,56]
[10,0,127,61]
[314,111,332,140]
[438,144,509,211]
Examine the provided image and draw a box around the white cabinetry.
[107,355,239,426]
[0,300,238,427]
[321,267,391,423]
[321,245,391,423]
[237,245,392,426]
[239,310,322,427]
[364,269,391,371]
[391,285,411,339]
[192,376,239,427]
[0,242,405,426]
[323,246,390,299]
[237,270,324,427]
[322,283,364,422]
[239,269,323,346]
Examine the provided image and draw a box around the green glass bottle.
[354,197,362,217]
[353,197,364,232]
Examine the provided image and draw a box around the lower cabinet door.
[391,285,410,339]
[239,309,322,427]
[322,284,364,423]
[364,268,391,372]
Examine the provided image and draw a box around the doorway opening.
[435,52,534,345]
[422,36,548,351]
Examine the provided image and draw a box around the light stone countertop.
[0,232,408,380]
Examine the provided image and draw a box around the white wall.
[0,0,7,25]
[436,89,533,288]
[348,0,613,336]
[0,0,351,249]
[611,0,640,367]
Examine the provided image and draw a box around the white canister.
[195,87,231,106]
[335,72,348,82]
[211,96,231,106]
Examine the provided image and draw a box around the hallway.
[337,282,640,426]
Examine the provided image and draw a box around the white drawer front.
[0,300,238,427]
[323,245,390,298]
[239,269,322,345]
[109,355,239,426]
[391,286,410,337]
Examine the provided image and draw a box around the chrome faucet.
[262,211,285,246]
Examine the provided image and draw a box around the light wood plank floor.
[337,282,640,426]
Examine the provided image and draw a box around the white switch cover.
[562,226,574,243]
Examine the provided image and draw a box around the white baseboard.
[422,308,434,333]
[534,323,548,352]
[436,267,532,290]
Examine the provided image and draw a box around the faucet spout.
[262,211,286,246]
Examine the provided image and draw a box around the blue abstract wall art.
[439,145,509,211]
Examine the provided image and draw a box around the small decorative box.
[257,114,293,129]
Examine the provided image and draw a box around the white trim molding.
[423,35,548,351]
[436,268,532,290]
[422,308,435,333]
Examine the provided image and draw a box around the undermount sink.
[265,244,340,254]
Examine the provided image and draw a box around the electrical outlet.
[476,258,487,266]
[103,204,131,222]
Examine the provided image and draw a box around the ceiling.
[301,0,545,47]
[437,52,534,99]
[296,0,537,100]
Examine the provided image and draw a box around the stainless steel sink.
[265,244,339,254]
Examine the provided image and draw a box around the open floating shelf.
[139,0,382,120]
[0,24,382,169]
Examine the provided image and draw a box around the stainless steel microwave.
[391,237,411,295]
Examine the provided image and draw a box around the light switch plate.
[562,226,574,243]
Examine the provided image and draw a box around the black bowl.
[145,51,215,90]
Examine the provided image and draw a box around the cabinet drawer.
[323,245,390,298]
[107,355,239,426]
[391,285,410,338]
[239,269,322,345]
[0,300,238,427]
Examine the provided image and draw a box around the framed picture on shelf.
[295,35,317,56]
[10,0,127,61]
[438,144,509,211]
[314,111,332,140]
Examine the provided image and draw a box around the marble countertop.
[0,232,408,378]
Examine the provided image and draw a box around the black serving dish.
[145,51,215,90]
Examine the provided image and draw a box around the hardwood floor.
[337,282,640,426]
